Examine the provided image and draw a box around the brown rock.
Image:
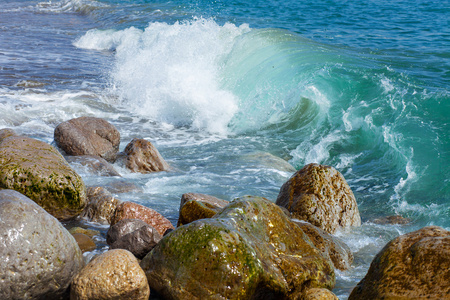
[66,155,121,177]
[349,226,450,300]
[372,215,410,225]
[0,128,17,143]
[293,220,353,271]
[72,233,96,253]
[111,201,174,236]
[0,136,86,220]
[177,193,229,226]
[276,163,361,234]
[54,117,120,162]
[70,249,150,300]
[69,227,100,238]
[303,288,339,300]
[123,138,169,173]
[80,186,121,225]
[107,219,162,259]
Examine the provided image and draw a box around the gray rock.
[66,155,121,177]
[80,186,121,225]
[0,189,84,300]
[107,219,162,259]
[54,116,120,162]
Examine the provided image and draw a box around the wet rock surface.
[66,155,121,177]
[349,226,450,300]
[0,136,87,220]
[177,192,229,226]
[80,186,121,225]
[107,218,162,259]
[122,138,169,173]
[276,163,361,234]
[71,249,150,300]
[0,189,84,300]
[54,116,120,162]
[141,196,335,300]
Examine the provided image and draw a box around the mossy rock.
[141,196,335,299]
[0,136,86,220]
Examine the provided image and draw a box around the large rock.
[276,163,361,234]
[54,117,120,162]
[0,189,84,300]
[70,249,150,300]
[140,196,335,300]
[0,136,87,220]
[122,138,169,173]
[111,201,174,236]
[293,220,353,271]
[177,193,229,226]
[349,226,450,300]
[107,219,162,259]
[0,128,17,142]
[80,186,121,225]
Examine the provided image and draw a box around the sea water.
[0,0,449,298]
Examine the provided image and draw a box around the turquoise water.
[0,0,449,298]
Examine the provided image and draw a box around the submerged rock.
[242,151,296,173]
[66,155,121,177]
[72,232,96,253]
[80,186,121,225]
[54,116,120,162]
[349,226,450,300]
[0,136,86,220]
[276,163,361,234]
[111,201,174,236]
[0,189,84,300]
[372,215,410,225]
[121,138,169,173]
[177,193,229,226]
[71,249,150,300]
[107,218,162,259]
[140,196,335,300]
[293,220,353,271]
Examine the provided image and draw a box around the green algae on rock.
[0,136,86,220]
[141,196,335,300]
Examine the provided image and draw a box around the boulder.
[54,116,120,162]
[293,220,353,271]
[0,128,17,142]
[122,138,169,173]
[70,249,150,300]
[177,193,229,226]
[111,201,174,236]
[107,219,162,259]
[80,186,121,225]
[276,163,361,234]
[303,288,339,300]
[349,226,450,300]
[0,189,84,300]
[0,136,86,220]
[66,155,121,177]
[140,196,335,300]
[72,233,97,253]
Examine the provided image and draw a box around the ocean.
[0,0,449,298]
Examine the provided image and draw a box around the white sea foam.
[75,19,251,135]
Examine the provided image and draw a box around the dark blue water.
[0,0,449,298]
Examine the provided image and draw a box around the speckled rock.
[54,117,120,162]
[303,288,339,299]
[349,226,450,300]
[0,136,87,220]
[293,220,353,271]
[111,201,174,236]
[107,219,162,259]
[66,155,121,177]
[122,138,169,173]
[0,128,17,142]
[177,193,229,226]
[0,189,84,300]
[140,196,335,300]
[80,186,121,225]
[276,163,361,234]
[72,233,97,253]
[70,249,150,300]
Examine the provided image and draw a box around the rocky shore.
[0,117,448,299]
